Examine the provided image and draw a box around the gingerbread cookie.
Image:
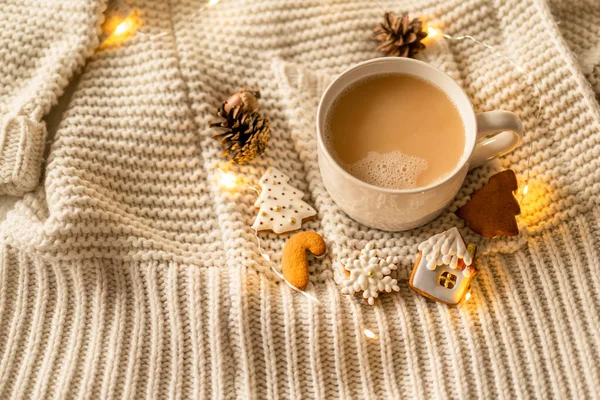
[408,227,477,305]
[341,243,400,305]
[252,168,317,234]
[281,231,327,290]
[455,169,521,238]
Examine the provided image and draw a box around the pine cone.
[373,12,428,58]
[210,103,270,164]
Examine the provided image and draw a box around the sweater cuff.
[0,114,46,196]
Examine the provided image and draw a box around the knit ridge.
[2,0,600,398]
[0,0,104,196]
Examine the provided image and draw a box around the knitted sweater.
[1,0,600,398]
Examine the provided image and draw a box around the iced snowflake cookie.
[252,168,317,234]
[341,243,400,305]
[408,227,477,305]
[281,231,327,290]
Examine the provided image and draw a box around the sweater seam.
[165,0,194,122]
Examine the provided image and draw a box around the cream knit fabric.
[0,0,104,196]
[550,0,600,97]
[1,0,600,398]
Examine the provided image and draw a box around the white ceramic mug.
[316,57,523,231]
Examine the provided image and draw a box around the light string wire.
[214,22,545,308]
[417,28,544,307]
[110,4,542,202]
[248,184,321,304]
[371,2,541,200]
[136,5,207,40]
[104,3,321,304]
[223,172,416,309]
[106,5,544,314]
[107,1,220,43]
[433,30,543,201]
[218,171,321,303]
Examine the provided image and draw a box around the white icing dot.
[252,167,317,234]
[341,244,400,305]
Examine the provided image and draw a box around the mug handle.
[469,111,523,169]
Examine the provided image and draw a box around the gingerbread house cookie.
[408,227,477,305]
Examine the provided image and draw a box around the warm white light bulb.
[465,292,472,302]
[114,20,131,36]
[522,185,529,196]
[219,171,238,190]
[207,0,220,6]
[427,27,438,38]
[363,329,378,339]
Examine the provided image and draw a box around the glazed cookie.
[252,168,317,234]
[455,169,521,238]
[281,231,327,290]
[341,243,400,305]
[408,227,477,305]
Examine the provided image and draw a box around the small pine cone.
[210,103,270,164]
[373,12,428,58]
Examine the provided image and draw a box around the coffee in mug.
[325,73,465,190]
[316,58,523,231]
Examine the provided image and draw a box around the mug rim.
[316,57,477,195]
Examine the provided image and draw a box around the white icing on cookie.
[341,242,400,305]
[417,227,473,277]
[252,168,317,234]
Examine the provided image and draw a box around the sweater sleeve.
[0,0,106,196]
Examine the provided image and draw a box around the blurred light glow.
[219,171,238,190]
[101,11,141,47]
[114,19,132,36]
[363,329,378,339]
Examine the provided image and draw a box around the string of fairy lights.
[102,1,543,320]
[242,176,322,303]
[424,27,541,201]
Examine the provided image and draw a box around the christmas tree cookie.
[455,170,521,237]
[252,168,317,234]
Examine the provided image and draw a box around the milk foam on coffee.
[325,73,465,190]
[343,151,428,189]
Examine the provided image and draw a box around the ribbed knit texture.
[1,0,600,398]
